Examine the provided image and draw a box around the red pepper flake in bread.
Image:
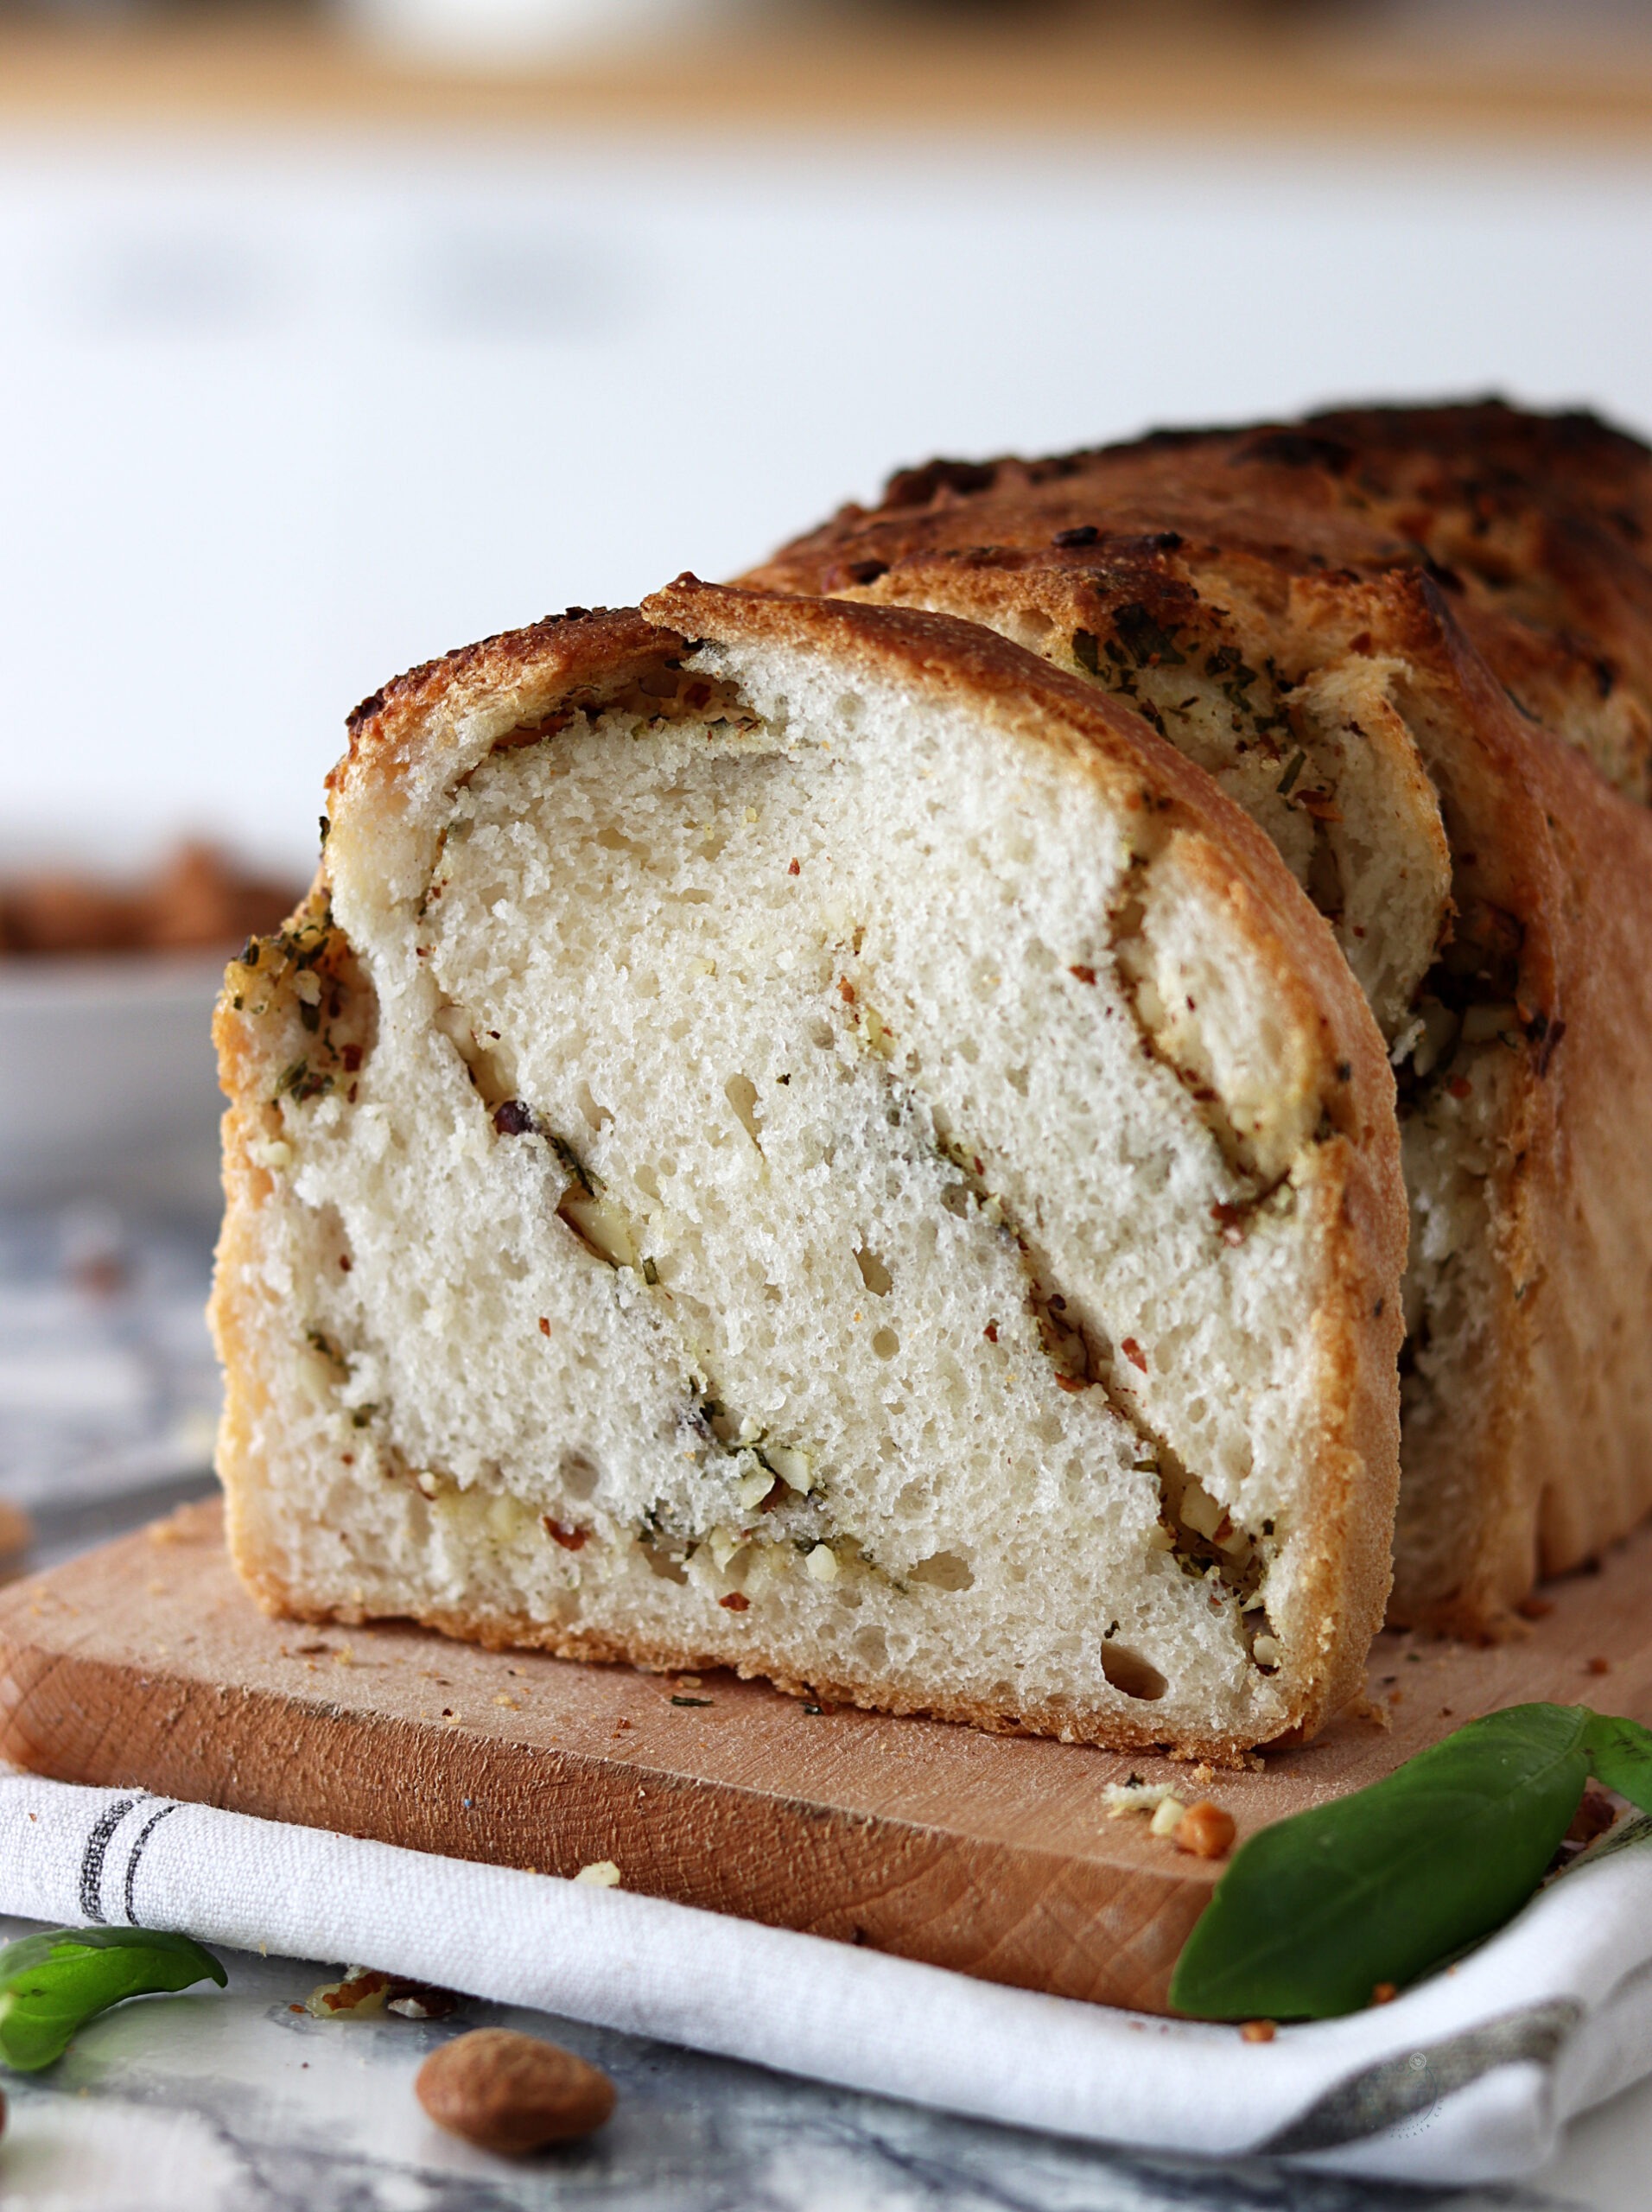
[543,1518,588,1551]
[1121,1338,1148,1372]
[1294,789,1344,824]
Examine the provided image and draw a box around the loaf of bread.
[746,402,1652,1630]
[211,581,1405,1756]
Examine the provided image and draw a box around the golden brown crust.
[1469,687,1652,1596]
[747,400,1652,807]
[328,606,686,815]
[229,1567,1259,1764]
[211,876,361,1590]
[748,403,1652,1630]
[214,582,1407,1754]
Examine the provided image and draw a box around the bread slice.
[746,401,1652,1630]
[210,582,1405,1757]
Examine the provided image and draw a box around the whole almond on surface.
[416,2028,615,2152]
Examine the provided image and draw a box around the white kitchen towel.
[0,1768,1647,2188]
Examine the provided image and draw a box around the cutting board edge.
[0,1577,1209,2012]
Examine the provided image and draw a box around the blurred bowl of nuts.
[0,843,304,1213]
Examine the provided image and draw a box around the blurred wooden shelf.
[0,6,1650,145]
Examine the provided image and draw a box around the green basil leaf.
[1579,1712,1652,1812]
[1170,1704,1592,2020]
[0,1927,226,2072]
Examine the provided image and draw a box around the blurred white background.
[3,126,1650,876]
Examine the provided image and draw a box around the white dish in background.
[0,956,227,1213]
[337,0,708,61]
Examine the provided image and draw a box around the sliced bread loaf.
[211,582,1405,1756]
[746,402,1652,1629]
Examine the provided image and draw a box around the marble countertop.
[3,1912,1649,2212]
[0,1201,1647,2212]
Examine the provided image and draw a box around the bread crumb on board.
[1103,1780,1236,1858]
[1102,1780,1181,1821]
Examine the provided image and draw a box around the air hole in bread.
[559,1451,600,1502]
[724,1073,763,1150]
[1099,1643,1168,1701]
[909,1550,974,1592]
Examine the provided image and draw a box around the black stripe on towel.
[79,1796,141,1924]
[1258,2000,1582,2153]
[121,1803,180,1928]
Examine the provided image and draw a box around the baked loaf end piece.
[211,582,1404,1757]
[746,401,1652,1630]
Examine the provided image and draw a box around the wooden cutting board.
[0,1498,1647,2014]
